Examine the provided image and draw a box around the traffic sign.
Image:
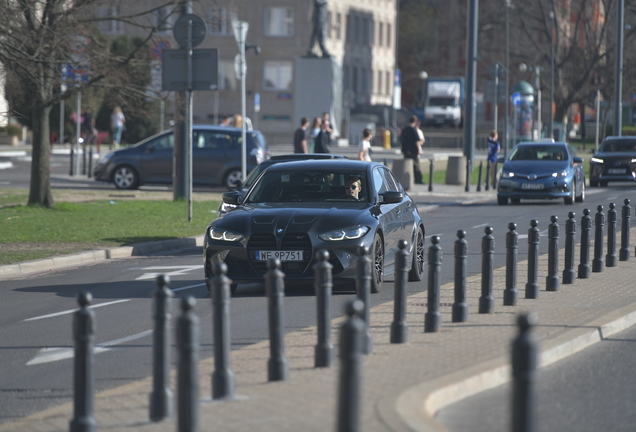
[162,48,218,91]
[511,92,521,106]
[173,14,206,49]
[254,93,261,113]
[152,40,172,61]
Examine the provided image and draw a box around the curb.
[0,235,205,279]
[394,296,636,432]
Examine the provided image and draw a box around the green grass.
[0,199,219,265]
[422,166,487,185]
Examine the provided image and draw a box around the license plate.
[255,250,303,261]
[522,183,544,190]
[608,168,625,174]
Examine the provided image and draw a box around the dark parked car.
[218,153,348,214]
[497,141,585,205]
[204,160,425,294]
[93,125,269,190]
[589,136,636,187]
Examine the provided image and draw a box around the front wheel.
[564,182,575,205]
[371,233,384,293]
[575,178,586,203]
[408,227,425,282]
[112,165,139,190]
[497,196,509,205]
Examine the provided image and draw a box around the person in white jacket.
[358,128,373,161]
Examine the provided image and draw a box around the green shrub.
[0,125,21,136]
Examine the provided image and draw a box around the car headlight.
[318,225,370,241]
[501,171,515,179]
[209,227,243,242]
[631,158,636,164]
[591,157,604,164]
[551,170,568,178]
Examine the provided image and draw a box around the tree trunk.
[28,104,54,207]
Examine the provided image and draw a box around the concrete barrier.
[392,159,414,191]
[445,156,467,185]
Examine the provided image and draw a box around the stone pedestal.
[445,156,467,185]
[294,57,342,138]
[392,159,414,191]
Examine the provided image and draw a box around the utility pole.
[173,1,191,202]
[464,0,479,192]
[614,0,624,136]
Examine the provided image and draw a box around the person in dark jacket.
[400,115,423,184]
[314,120,331,154]
[487,130,500,188]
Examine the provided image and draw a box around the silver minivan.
[93,125,269,190]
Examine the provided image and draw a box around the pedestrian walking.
[487,130,500,188]
[293,117,310,154]
[400,116,423,184]
[358,128,373,161]
[82,107,97,145]
[110,106,125,148]
[219,115,231,127]
[314,119,331,154]
[309,116,322,153]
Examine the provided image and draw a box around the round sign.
[173,14,207,49]
[511,92,522,107]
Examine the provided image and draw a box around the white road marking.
[606,196,618,201]
[134,265,203,280]
[471,223,489,229]
[24,299,131,322]
[518,229,548,240]
[26,330,152,366]
[425,233,443,239]
[172,282,206,292]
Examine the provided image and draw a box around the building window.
[368,19,374,46]
[208,7,237,35]
[378,22,384,46]
[386,71,391,96]
[264,61,293,90]
[154,7,175,35]
[352,66,358,95]
[99,6,123,34]
[219,60,237,90]
[343,65,349,90]
[361,68,367,96]
[387,24,392,48]
[346,15,351,42]
[327,12,332,39]
[377,70,382,94]
[264,7,294,36]
[336,13,342,40]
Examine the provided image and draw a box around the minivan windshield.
[509,145,568,161]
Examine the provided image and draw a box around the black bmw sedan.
[589,136,636,187]
[203,160,425,294]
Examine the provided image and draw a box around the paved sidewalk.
[1,220,635,431]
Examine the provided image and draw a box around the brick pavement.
[1,229,635,432]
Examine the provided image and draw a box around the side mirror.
[230,180,242,190]
[222,191,242,205]
[381,191,403,204]
[573,156,584,164]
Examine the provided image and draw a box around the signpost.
[232,19,249,184]
[254,92,260,130]
[511,92,521,147]
[62,64,89,176]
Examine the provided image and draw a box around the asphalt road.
[436,323,636,432]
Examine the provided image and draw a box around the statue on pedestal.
[307,0,332,58]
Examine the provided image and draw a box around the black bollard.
[210,263,235,399]
[69,291,97,432]
[82,143,87,175]
[87,146,93,178]
[511,313,538,432]
[425,236,442,332]
[479,227,495,314]
[355,246,373,355]
[428,158,434,192]
[592,205,605,273]
[578,209,592,279]
[265,259,289,381]
[314,249,335,366]
[525,220,540,299]
[336,300,365,432]
[452,231,468,323]
[504,223,519,306]
[562,212,577,284]
[149,275,173,422]
[619,199,631,261]
[546,216,560,291]
[390,240,409,343]
[606,203,618,267]
[465,159,472,192]
[69,147,75,176]
[485,162,491,191]
[177,296,199,432]
[477,161,483,192]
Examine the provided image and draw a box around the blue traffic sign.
[511,92,521,106]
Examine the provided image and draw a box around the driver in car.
[344,176,362,200]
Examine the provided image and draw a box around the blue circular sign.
[511,92,521,106]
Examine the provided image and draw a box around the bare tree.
[0,0,180,207]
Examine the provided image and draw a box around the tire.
[575,178,586,203]
[223,168,243,190]
[590,178,599,187]
[600,180,608,187]
[370,233,384,293]
[511,198,521,205]
[564,182,575,205]
[112,165,139,190]
[408,227,425,282]
[497,196,508,205]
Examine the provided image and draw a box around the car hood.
[592,151,636,159]
[502,160,570,174]
[210,203,377,235]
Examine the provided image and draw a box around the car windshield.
[600,139,636,152]
[428,97,457,107]
[509,145,568,161]
[245,169,367,204]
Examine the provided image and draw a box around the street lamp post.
[614,0,624,136]
[504,0,511,157]
[520,63,542,139]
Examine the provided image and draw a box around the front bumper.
[497,178,572,200]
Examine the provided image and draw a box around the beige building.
[100,0,397,144]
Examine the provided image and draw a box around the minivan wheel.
[223,168,243,190]
[112,165,139,190]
